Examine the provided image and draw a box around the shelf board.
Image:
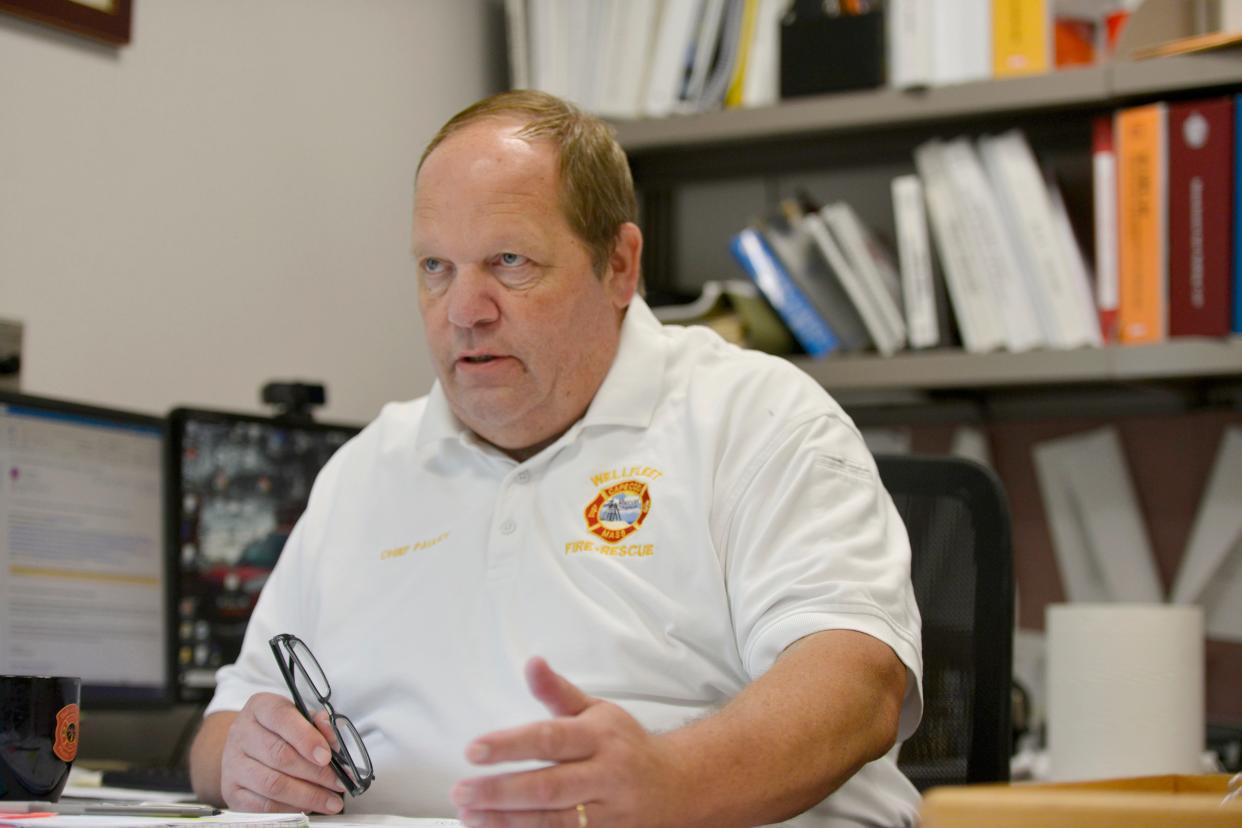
[1110,52,1242,98]
[614,54,1242,154]
[613,66,1109,152]
[789,338,1242,391]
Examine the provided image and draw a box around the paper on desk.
[61,787,193,803]
[0,811,308,828]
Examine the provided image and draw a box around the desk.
[920,774,1240,827]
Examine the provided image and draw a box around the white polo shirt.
[208,297,923,827]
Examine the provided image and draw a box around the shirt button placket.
[488,466,530,578]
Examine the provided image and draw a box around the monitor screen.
[168,408,358,701]
[0,392,169,707]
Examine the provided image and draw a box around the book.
[527,0,571,101]
[940,137,1045,351]
[1236,94,1242,335]
[978,130,1099,350]
[650,280,746,346]
[723,0,759,108]
[739,0,785,108]
[651,279,796,354]
[914,139,1006,353]
[595,0,660,118]
[681,0,726,107]
[700,0,746,110]
[1045,169,1103,349]
[1171,427,1242,643]
[1031,427,1164,604]
[1092,115,1120,343]
[887,0,934,89]
[643,0,703,117]
[1167,96,1234,338]
[729,227,840,357]
[504,0,529,89]
[563,0,598,110]
[818,203,907,356]
[931,0,991,86]
[991,0,1052,78]
[724,281,799,354]
[1116,102,1169,345]
[758,201,873,352]
[890,174,948,349]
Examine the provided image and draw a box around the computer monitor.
[0,391,170,707]
[167,408,359,701]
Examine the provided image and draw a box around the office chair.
[875,454,1014,791]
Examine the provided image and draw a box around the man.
[189,90,923,828]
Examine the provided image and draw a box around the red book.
[1167,97,1234,337]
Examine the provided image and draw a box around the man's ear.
[604,222,643,309]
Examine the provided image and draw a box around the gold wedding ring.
[576,802,588,828]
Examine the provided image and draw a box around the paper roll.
[1046,604,1203,782]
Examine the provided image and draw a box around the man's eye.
[497,252,528,267]
[422,257,446,274]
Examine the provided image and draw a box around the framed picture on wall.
[0,0,132,45]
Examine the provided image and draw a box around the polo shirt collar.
[413,294,667,452]
[577,294,666,430]
[415,380,466,450]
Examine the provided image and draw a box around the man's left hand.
[451,657,686,828]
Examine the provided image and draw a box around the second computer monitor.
[168,407,358,701]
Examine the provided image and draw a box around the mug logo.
[54,704,79,762]
[584,480,651,543]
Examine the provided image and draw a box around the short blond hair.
[418,90,637,276]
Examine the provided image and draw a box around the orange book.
[1116,103,1168,344]
[993,0,1051,77]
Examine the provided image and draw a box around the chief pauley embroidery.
[380,532,449,560]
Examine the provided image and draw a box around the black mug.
[0,675,81,801]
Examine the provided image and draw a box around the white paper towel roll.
[1047,603,1203,782]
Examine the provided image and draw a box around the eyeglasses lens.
[336,717,372,779]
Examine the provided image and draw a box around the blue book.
[729,227,840,357]
[1235,94,1242,334]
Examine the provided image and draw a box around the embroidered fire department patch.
[54,703,79,763]
[584,480,651,543]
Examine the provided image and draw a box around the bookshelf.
[614,53,1242,397]
[614,55,1242,151]
[609,54,1242,725]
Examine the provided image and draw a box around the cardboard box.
[920,774,1240,827]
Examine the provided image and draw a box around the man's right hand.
[218,692,347,814]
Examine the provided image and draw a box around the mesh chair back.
[876,454,1013,791]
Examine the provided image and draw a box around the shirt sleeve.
[717,410,924,741]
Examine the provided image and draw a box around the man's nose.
[445,266,500,329]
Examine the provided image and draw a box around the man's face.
[413,120,636,456]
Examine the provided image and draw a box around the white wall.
[0,0,502,425]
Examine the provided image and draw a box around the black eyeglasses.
[269,633,374,796]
